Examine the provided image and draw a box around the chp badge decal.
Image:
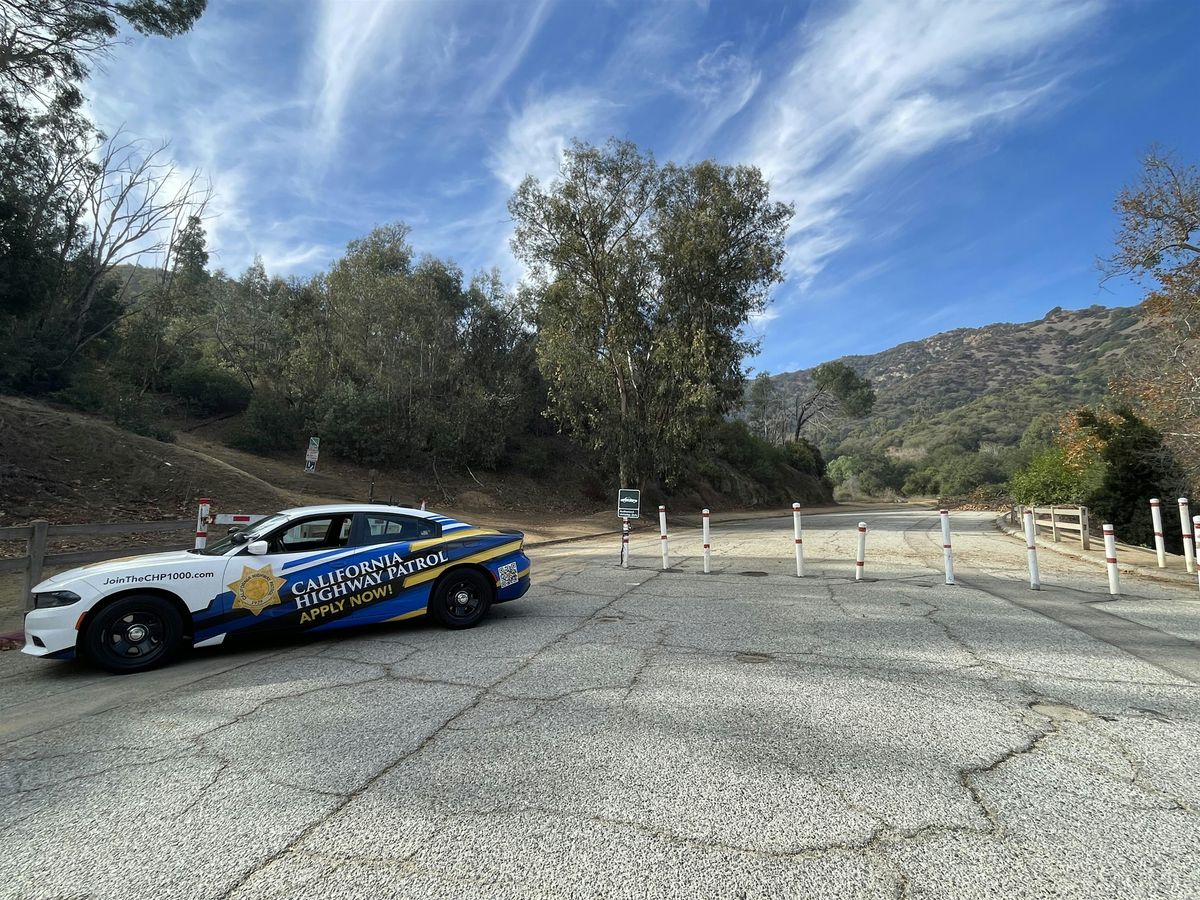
[227,564,287,615]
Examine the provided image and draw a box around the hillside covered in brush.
[757,304,1151,497]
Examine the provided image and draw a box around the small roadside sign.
[617,488,641,519]
[304,436,320,474]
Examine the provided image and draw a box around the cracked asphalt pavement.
[2,509,1199,898]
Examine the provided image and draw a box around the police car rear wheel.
[431,570,492,629]
[84,595,183,674]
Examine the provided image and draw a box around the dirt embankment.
[0,395,612,529]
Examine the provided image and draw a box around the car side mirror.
[247,540,269,556]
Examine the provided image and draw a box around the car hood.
[37,549,210,590]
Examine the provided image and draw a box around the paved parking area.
[1,511,1198,898]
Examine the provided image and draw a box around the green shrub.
[902,468,940,496]
[229,393,305,454]
[167,363,251,415]
[314,382,395,466]
[708,420,796,485]
[782,438,826,478]
[512,444,552,477]
[1009,447,1101,506]
[1081,408,1184,550]
[1010,409,1183,550]
[109,392,175,442]
[826,452,906,496]
[50,370,118,414]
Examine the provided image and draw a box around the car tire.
[82,595,184,674]
[429,569,493,629]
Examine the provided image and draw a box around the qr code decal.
[497,562,519,588]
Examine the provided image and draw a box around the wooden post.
[1079,506,1090,551]
[1050,507,1060,542]
[23,519,49,612]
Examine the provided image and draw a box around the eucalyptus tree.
[509,139,792,488]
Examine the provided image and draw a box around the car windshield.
[191,513,289,556]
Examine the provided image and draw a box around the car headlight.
[33,590,81,609]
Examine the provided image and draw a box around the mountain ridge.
[764,303,1147,462]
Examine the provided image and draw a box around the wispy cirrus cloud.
[668,42,762,160]
[489,92,616,191]
[306,0,417,161]
[741,0,1103,287]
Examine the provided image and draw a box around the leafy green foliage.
[166,361,250,416]
[791,361,875,439]
[826,452,906,497]
[1009,407,1183,550]
[2,2,208,394]
[228,392,305,455]
[509,139,791,488]
[1,0,206,107]
[1009,448,1101,506]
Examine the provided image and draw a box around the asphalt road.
[2,509,1198,899]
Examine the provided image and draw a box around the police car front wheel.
[431,569,493,629]
[83,595,184,674]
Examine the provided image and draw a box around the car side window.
[357,514,440,546]
[268,516,351,554]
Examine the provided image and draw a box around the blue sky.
[89,0,1200,374]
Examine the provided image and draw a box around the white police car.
[24,504,531,673]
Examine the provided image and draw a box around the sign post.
[617,489,640,568]
[303,436,320,474]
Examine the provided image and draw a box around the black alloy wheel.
[83,595,183,674]
[431,569,493,629]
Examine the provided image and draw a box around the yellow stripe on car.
[404,539,524,588]
[384,608,426,623]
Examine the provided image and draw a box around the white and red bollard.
[701,509,711,574]
[659,505,670,570]
[855,522,867,581]
[1180,498,1195,574]
[1023,509,1041,590]
[1193,516,1200,595]
[940,509,955,586]
[792,502,804,577]
[621,518,630,568]
[1149,499,1166,568]
[194,498,211,550]
[1103,523,1120,596]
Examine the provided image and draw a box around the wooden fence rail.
[0,520,190,611]
[1010,505,1091,551]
